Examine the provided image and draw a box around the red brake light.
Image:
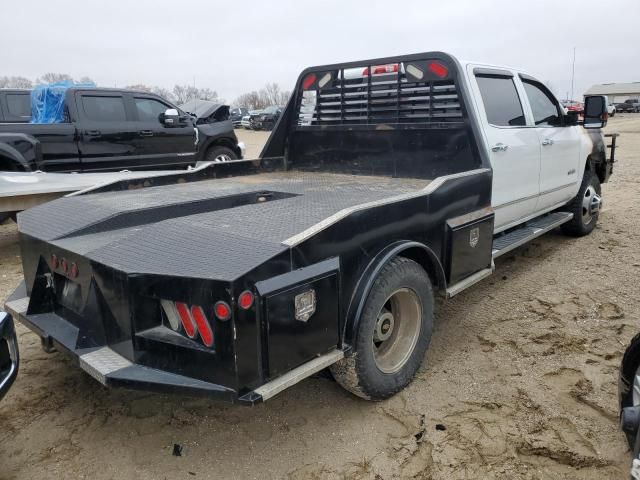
[214,301,231,321]
[60,258,68,274]
[70,262,79,278]
[302,73,316,90]
[238,290,254,310]
[191,306,213,347]
[51,254,58,269]
[175,302,196,338]
[428,62,448,78]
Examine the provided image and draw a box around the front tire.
[204,145,238,163]
[330,257,433,400]
[561,171,601,237]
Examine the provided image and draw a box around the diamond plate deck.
[19,171,432,280]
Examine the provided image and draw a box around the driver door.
[130,94,197,169]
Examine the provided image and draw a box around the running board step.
[492,212,573,259]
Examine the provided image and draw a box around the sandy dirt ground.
[0,118,639,479]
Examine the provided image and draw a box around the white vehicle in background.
[608,103,616,117]
[241,110,261,129]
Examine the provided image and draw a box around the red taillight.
[60,258,68,274]
[428,62,448,78]
[175,302,197,338]
[302,73,316,90]
[214,301,231,321]
[191,305,213,347]
[238,290,254,310]
[51,254,58,269]
[70,262,79,278]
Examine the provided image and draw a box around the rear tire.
[330,257,433,400]
[561,171,601,237]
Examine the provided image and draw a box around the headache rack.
[295,56,464,129]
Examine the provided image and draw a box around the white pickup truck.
[2,52,616,404]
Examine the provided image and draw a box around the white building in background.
[584,82,640,103]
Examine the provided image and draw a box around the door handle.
[541,138,554,146]
[491,143,509,152]
[85,130,101,136]
[139,130,154,137]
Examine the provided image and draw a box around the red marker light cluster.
[302,73,316,90]
[428,62,448,78]
[214,301,231,321]
[238,290,254,310]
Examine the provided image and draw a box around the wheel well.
[343,243,445,348]
[206,138,238,156]
[0,155,24,172]
[585,154,606,184]
[398,247,447,291]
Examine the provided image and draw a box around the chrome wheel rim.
[373,288,422,374]
[214,153,232,163]
[581,184,601,225]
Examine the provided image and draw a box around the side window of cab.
[521,80,563,127]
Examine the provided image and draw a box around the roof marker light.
[238,290,254,310]
[175,302,197,338]
[406,64,424,80]
[428,62,448,78]
[70,262,79,278]
[51,254,58,270]
[214,301,232,321]
[303,73,316,90]
[318,73,332,88]
[191,305,213,347]
[60,258,68,274]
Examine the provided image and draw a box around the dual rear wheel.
[330,257,433,400]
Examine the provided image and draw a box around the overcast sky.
[2,0,638,102]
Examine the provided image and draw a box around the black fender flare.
[342,240,446,348]
[0,133,40,172]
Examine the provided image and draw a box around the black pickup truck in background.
[0,88,243,172]
[0,89,31,123]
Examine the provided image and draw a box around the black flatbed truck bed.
[3,51,529,403]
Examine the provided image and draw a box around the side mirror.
[162,108,180,127]
[583,95,607,129]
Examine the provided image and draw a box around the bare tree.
[36,73,74,84]
[234,91,263,110]
[78,76,96,85]
[235,83,291,110]
[0,76,33,89]
[151,86,175,102]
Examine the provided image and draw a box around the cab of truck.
[0,89,31,123]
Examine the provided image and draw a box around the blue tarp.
[30,81,95,124]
